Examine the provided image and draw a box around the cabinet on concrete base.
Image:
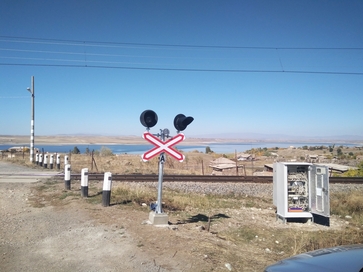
[273,162,330,226]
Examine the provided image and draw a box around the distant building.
[237,153,253,161]
[8,146,25,152]
[307,154,319,163]
[209,157,243,175]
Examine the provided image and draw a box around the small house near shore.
[237,153,253,161]
[209,157,244,175]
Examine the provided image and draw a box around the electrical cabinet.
[273,162,330,225]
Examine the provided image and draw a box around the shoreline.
[1,135,362,146]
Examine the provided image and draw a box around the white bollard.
[49,154,54,169]
[64,164,71,190]
[39,154,43,167]
[81,168,89,197]
[56,154,60,170]
[64,155,69,166]
[44,154,48,169]
[35,153,39,165]
[102,172,112,207]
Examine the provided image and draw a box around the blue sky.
[1,0,363,139]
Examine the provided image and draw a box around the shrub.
[205,146,213,154]
[99,146,114,156]
[72,146,80,154]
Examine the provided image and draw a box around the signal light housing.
[173,114,194,132]
[140,110,158,128]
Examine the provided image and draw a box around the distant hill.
[192,133,363,142]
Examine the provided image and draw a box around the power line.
[1,35,362,75]
[1,35,363,50]
[0,56,159,66]
[1,62,362,75]
[0,47,230,61]
[0,96,28,99]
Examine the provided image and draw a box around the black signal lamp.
[173,114,194,132]
[140,110,158,128]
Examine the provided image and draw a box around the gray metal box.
[273,162,330,225]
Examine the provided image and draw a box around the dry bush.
[64,152,216,175]
[108,183,243,212]
[111,183,156,205]
[1,149,247,175]
[300,229,363,252]
[331,191,363,218]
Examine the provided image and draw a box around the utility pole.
[27,76,35,162]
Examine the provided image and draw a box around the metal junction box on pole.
[273,162,330,226]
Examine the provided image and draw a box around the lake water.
[0,142,358,155]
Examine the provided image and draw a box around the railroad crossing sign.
[142,132,185,162]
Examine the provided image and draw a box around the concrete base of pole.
[149,211,169,226]
[81,186,88,198]
[65,180,71,190]
[102,190,111,207]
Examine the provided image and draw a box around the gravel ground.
[1,160,363,271]
[123,181,363,198]
[0,161,187,272]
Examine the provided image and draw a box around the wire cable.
[1,62,362,75]
[0,96,28,99]
[1,35,363,50]
[1,35,362,75]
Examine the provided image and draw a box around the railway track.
[54,174,363,184]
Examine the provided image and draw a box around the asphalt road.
[0,161,61,183]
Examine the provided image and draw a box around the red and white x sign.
[142,132,185,162]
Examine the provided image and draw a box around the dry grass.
[28,177,363,270]
[1,146,270,175]
[62,152,223,175]
[98,181,363,254]
[3,151,363,270]
[66,152,269,176]
[116,183,363,264]
[331,191,363,214]
[330,190,363,225]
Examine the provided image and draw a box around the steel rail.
[50,174,363,184]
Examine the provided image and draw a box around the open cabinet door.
[310,165,330,226]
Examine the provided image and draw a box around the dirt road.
[0,161,195,272]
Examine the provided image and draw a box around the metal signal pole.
[27,76,35,162]
[156,129,168,214]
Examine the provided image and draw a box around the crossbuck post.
[156,131,167,214]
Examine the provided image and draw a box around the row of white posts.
[64,164,112,207]
[35,153,64,170]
